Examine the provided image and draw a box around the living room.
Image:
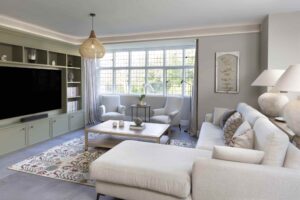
[0,1,300,200]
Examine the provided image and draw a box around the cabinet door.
[0,125,26,156]
[69,112,84,131]
[52,115,69,137]
[28,119,50,145]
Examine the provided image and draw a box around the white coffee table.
[84,120,171,150]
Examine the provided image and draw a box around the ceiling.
[0,0,300,42]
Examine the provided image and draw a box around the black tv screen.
[0,66,62,120]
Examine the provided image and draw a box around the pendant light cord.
[90,13,96,31]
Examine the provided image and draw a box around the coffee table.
[84,120,171,150]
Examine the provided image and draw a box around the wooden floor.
[0,126,196,200]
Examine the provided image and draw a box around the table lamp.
[251,69,288,117]
[275,64,300,136]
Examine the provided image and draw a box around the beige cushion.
[229,129,254,149]
[90,141,212,198]
[229,121,254,149]
[253,118,289,166]
[212,146,265,164]
[223,112,243,144]
[196,122,225,151]
[213,107,229,126]
[150,115,171,124]
[284,143,300,170]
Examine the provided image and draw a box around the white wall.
[268,11,300,69]
[197,33,261,125]
[262,11,300,99]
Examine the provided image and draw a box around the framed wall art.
[215,51,240,93]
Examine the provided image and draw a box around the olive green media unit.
[0,42,85,156]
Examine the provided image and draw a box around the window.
[147,69,163,95]
[167,69,183,95]
[115,70,129,94]
[115,52,129,67]
[97,45,195,96]
[131,51,146,67]
[98,69,113,94]
[130,69,145,94]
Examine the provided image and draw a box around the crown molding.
[0,15,260,45]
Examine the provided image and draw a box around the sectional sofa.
[90,103,300,200]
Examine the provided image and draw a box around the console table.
[270,118,300,149]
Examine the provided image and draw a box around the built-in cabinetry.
[0,111,84,156]
[0,42,85,156]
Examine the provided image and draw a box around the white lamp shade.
[275,64,300,92]
[251,69,285,87]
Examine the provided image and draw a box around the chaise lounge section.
[90,103,300,200]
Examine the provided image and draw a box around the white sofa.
[90,103,300,200]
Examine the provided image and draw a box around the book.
[129,124,145,130]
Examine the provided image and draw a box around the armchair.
[150,96,183,129]
[100,95,126,121]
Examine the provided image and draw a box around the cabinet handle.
[30,125,34,128]
[71,116,74,118]
[53,120,56,123]
[21,128,26,131]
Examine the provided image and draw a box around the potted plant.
[138,94,146,106]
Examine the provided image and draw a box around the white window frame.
[97,45,195,97]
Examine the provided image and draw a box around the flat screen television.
[0,66,62,120]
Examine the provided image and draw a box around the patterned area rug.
[9,137,196,186]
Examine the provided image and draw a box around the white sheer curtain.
[189,39,199,136]
[83,58,100,125]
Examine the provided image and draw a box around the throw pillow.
[213,107,229,126]
[229,129,255,149]
[220,110,236,128]
[223,112,243,144]
[212,146,265,164]
[284,144,300,170]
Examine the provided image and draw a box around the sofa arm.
[117,105,126,115]
[204,113,213,123]
[168,110,179,120]
[192,158,300,200]
[99,105,106,115]
[152,108,165,116]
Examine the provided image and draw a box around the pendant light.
[79,13,105,58]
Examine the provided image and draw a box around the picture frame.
[215,51,240,94]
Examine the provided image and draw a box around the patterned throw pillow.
[223,112,243,144]
[220,110,236,128]
[229,129,254,149]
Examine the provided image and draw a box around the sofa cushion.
[196,122,225,151]
[220,110,236,128]
[90,141,211,199]
[212,107,229,126]
[212,146,265,164]
[150,115,171,124]
[223,112,243,144]
[229,129,254,149]
[284,143,300,170]
[253,118,289,166]
[102,112,125,121]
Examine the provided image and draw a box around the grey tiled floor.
[0,126,196,200]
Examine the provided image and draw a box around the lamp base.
[258,93,289,117]
[284,99,300,137]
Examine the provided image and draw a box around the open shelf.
[49,51,66,66]
[24,48,47,65]
[67,55,81,68]
[0,43,23,62]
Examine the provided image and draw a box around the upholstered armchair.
[150,96,183,129]
[100,95,126,121]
